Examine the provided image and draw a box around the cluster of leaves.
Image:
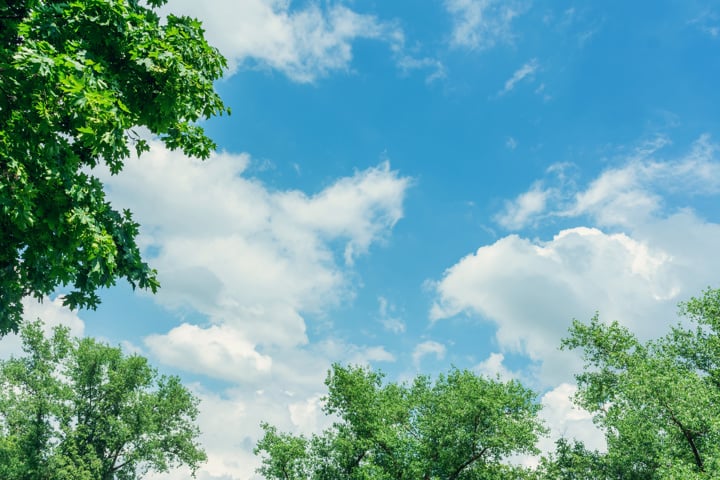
[0,319,206,479]
[537,287,720,479]
[0,0,229,333]
[255,364,546,480]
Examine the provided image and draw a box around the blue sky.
[5,1,720,478]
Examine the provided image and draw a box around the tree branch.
[449,446,489,480]
[660,400,705,473]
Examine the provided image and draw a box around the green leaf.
[0,0,228,333]
[0,320,207,478]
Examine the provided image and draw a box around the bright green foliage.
[535,438,614,480]
[255,364,546,480]
[0,0,229,333]
[0,319,206,479]
[561,288,720,479]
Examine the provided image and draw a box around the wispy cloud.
[396,54,447,84]
[444,0,528,50]
[498,58,539,95]
[412,340,446,367]
[496,135,720,230]
[495,182,549,229]
[378,296,406,333]
[689,9,720,38]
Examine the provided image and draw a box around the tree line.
[3,288,720,478]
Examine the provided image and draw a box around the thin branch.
[449,446,489,480]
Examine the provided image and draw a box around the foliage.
[255,363,546,480]
[561,288,720,479]
[0,0,229,333]
[535,438,613,480]
[0,319,206,479]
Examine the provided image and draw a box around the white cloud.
[412,340,446,367]
[512,383,604,468]
[147,337,394,480]
[170,387,321,480]
[0,297,86,360]
[288,394,326,434]
[498,58,539,95]
[348,345,396,365]
[498,135,720,230]
[276,160,408,266]
[444,0,528,50]
[495,182,549,229]
[396,54,447,84]
[101,141,409,362]
[316,338,396,367]
[100,142,409,349]
[145,324,273,383]
[431,217,720,384]
[161,0,402,82]
[566,135,720,227]
[378,296,406,333]
[538,383,604,452]
[473,352,516,380]
[689,10,720,38]
[506,136,518,150]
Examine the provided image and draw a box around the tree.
[0,319,206,479]
[561,288,720,479]
[255,364,546,480]
[0,0,229,333]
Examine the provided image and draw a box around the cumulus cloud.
[498,58,539,95]
[444,0,528,50]
[146,386,325,480]
[538,383,604,452]
[431,225,686,383]
[99,141,409,369]
[511,383,604,468]
[432,135,720,385]
[473,352,516,380]
[145,324,273,383]
[99,141,409,348]
[160,0,402,82]
[428,135,720,470]
[147,337,394,480]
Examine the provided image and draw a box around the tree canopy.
[0,0,229,333]
[255,363,546,480]
[0,319,206,479]
[559,288,720,479]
